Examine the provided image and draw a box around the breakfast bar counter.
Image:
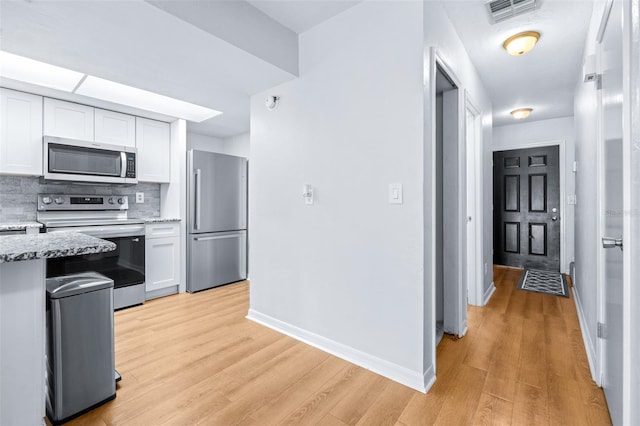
[0,231,115,425]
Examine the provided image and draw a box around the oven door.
[46,235,145,290]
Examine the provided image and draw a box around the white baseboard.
[572,285,600,385]
[246,309,429,393]
[482,281,496,306]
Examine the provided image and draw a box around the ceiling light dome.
[511,108,533,119]
[503,31,540,56]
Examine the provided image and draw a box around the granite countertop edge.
[141,217,181,223]
[0,222,44,231]
[0,232,116,263]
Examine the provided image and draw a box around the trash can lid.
[46,272,114,299]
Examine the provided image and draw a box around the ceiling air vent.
[486,0,537,24]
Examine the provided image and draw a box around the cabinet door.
[95,109,135,147]
[146,236,180,292]
[136,117,170,183]
[44,98,94,140]
[0,89,43,176]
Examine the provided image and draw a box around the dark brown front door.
[493,146,560,271]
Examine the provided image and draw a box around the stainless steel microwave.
[43,136,137,185]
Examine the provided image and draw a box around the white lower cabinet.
[145,223,180,294]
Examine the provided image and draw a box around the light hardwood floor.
[66,266,611,425]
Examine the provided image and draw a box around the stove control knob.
[42,196,52,205]
[117,197,125,205]
[107,197,115,204]
[54,197,64,205]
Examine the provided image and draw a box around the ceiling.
[441,0,594,127]
[247,0,362,33]
[1,0,593,137]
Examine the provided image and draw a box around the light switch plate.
[136,192,144,203]
[389,183,403,204]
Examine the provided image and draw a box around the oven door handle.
[47,225,145,238]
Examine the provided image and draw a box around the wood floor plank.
[483,316,524,401]
[63,271,611,426]
[471,392,514,426]
[432,364,487,425]
[512,381,549,425]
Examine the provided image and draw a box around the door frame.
[428,48,468,340]
[492,139,567,273]
[465,93,484,306]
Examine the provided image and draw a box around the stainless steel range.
[37,194,145,310]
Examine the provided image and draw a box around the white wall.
[248,0,427,391]
[187,131,249,158]
[422,1,494,373]
[493,116,576,273]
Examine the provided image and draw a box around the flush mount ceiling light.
[511,108,533,119]
[503,31,540,56]
[0,51,222,122]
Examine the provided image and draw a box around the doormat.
[517,269,569,298]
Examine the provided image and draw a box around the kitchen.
[0,77,249,423]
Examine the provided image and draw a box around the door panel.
[529,174,547,212]
[504,222,520,253]
[504,175,520,211]
[493,146,560,271]
[187,230,247,293]
[189,151,247,234]
[600,0,624,422]
[529,223,547,255]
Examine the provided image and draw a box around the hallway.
[66,266,610,425]
[399,266,611,424]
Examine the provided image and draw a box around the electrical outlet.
[136,192,144,203]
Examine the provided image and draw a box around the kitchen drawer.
[145,222,180,239]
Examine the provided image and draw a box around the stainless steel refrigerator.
[187,150,247,293]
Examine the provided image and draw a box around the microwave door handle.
[120,152,127,178]
[194,169,201,230]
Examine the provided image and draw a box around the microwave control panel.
[126,153,136,178]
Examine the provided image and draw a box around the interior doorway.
[433,59,467,341]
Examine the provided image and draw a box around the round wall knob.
[108,197,115,204]
[42,197,52,205]
[54,197,64,205]
[117,197,125,205]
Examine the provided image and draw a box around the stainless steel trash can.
[45,272,116,425]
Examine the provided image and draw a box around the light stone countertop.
[0,221,44,232]
[0,232,116,263]
[141,217,181,223]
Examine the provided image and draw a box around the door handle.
[552,216,558,221]
[602,237,623,250]
[194,169,201,230]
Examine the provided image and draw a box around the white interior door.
[465,108,476,305]
[627,0,640,420]
[600,0,624,423]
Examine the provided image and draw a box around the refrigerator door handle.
[194,234,242,242]
[194,168,201,230]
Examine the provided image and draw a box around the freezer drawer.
[187,230,247,293]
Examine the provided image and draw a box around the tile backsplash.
[0,176,161,222]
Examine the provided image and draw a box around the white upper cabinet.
[95,109,136,147]
[136,117,170,183]
[0,88,44,176]
[44,98,94,140]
